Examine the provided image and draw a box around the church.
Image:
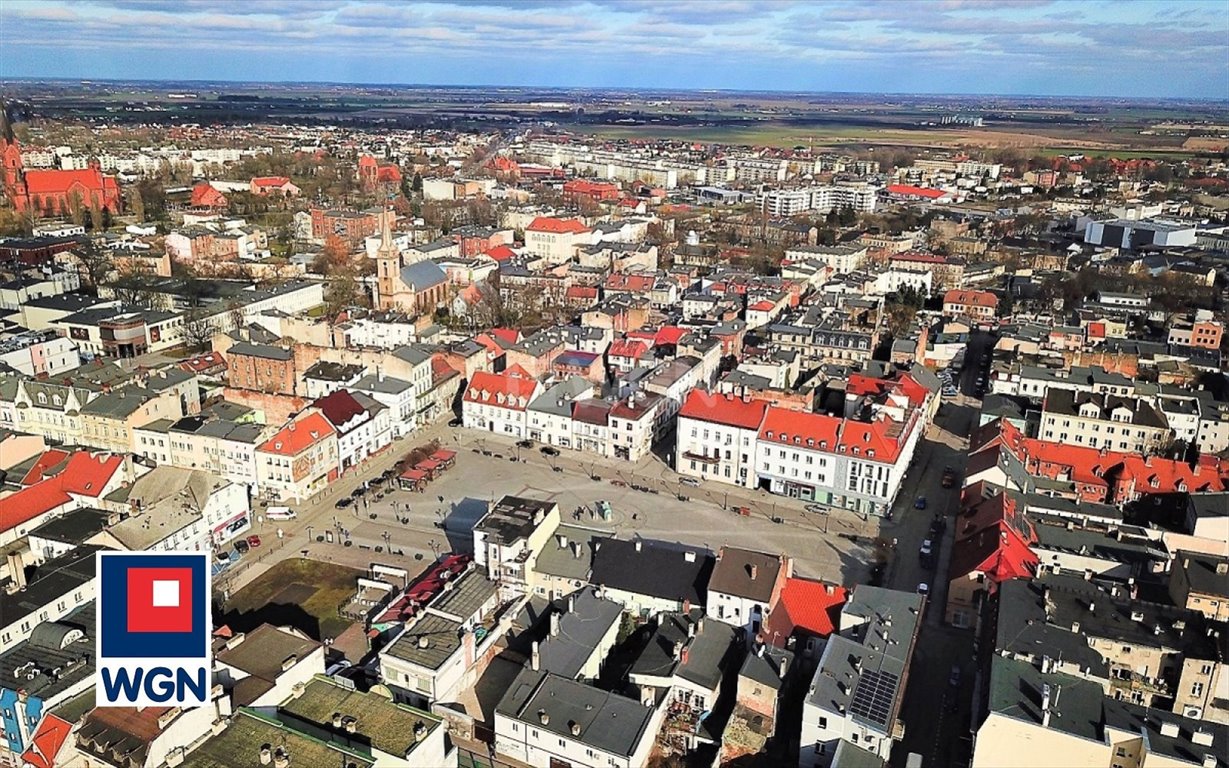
[1,105,121,217]
[373,210,449,315]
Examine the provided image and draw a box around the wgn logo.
[96,552,212,707]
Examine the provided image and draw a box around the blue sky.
[2,0,1226,98]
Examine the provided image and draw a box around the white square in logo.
[152,580,180,608]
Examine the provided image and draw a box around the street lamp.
[307,525,314,542]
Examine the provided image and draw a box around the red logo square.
[126,567,194,634]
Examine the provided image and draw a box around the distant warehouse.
[1083,217,1197,250]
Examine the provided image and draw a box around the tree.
[129,186,146,223]
[182,308,217,352]
[67,190,86,227]
[111,259,160,306]
[411,172,423,193]
[72,239,113,291]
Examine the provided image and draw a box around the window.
[1192,682,1205,697]
[818,716,828,728]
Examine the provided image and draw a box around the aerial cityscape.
[0,1,1227,767]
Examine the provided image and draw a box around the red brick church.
[1,104,121,217]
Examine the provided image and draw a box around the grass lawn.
[217,557,363,640]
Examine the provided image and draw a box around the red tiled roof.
[19,714,73,768]
[527,216,589,234]
[1,449,121,534]
[376,165,402,182]
[490,327,521,345]
[653,326,687,346]
[680,390,768,431]
[837,418,905,463]
[762,577,847,647]
[19,449,70,486]
[59,452,124,496]
[24,168,112,195]
[251,176,292,187]
[1,482,72,533]
[886,184,947,199]
[609,339,649,359]
[314,390,366,429]
[565,285,598,300]
[484,245,517,262]
[759,407,842,447]
[948,493,1039,585]
[190,183,227,208]
[604,273,655,292]
[944,289,998,309]
[258,412,336,456]
[748,300,776,312]
[464,369,540,411]
[179,351,226,373]
[892,250,950,264]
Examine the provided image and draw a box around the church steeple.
[374,207,400,310]
[0,101,14,144]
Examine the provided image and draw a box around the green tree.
[129,186,145,223]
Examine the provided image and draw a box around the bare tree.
[182,308,217,352]
[71,239,114,291]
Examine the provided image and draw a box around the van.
[266,506,297,520]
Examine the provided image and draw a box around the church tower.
[0,102,29,213]
[374,208,400,310]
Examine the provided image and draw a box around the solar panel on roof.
[849,669,899,728]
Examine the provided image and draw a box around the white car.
[679,477,701,487]
[920,539,934,557]
[917,583,929,596]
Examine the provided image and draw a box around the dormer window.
[37,393,47,404]
[52,395,62,406]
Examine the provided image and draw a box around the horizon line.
[2,75,1227,105]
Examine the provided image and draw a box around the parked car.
[805,503,826,514]
[914,496,927,510]
[917,583,929,596]
[447,417,463,427]
[234,539,250,554]
[540,446,560,457]
[334,497,353,509]
[942,466,957,488]
[246,535,262,549]
[949,665,962,687]
[516,439,533,448]
[920,539,934,557]
[679,477,701,487]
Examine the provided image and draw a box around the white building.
[462,367,543,439]
[94,467,251,552]
[676,390,767,488]
[315,390,393,475]
[800,586,923,768]
[784,244,869,275]
[353,373,417,438]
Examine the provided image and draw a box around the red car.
[246,535,262,549]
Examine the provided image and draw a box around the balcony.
[682,450,719,464]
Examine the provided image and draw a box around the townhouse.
[676,390,768,488]
[254,411,339,502]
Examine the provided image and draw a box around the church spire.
[377,207,397,259]
[0,101,15,145]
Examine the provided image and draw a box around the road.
[888,332,994,768]
[216,413,889,601]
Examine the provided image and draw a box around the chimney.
[550,612,560,637]
[681,646,690,665]
[567,594,575,614]
[635,540,642,552]
[259,746,272,766]
[331,712,343,728]
[343,717,358,734]
[750,564,759,580]
[557,534,568,549]
[1218,562,1229,576]
[1193,728,1214,747]
[688,621,696,638]
[569,720,581,737]
[673,640,683,660]
[538,709,550,725]
[531,641,540,671]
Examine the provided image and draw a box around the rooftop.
[475,496,557,546]
[497,669,654,757]
[278,676,442,760]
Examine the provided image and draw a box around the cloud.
[0,0,1223,98]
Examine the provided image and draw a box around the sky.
[1,0,1227,98]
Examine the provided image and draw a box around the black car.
[516,439,533,449]
[447,417,463,427]
[335,497,353,509]
[540,446,560,457]
[234,539,250,554]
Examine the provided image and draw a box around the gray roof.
[740,645,793,691]
[986,655,1105,742]
[400,260,447,292]
[631,612,737,692]
[529,378,595,418]
[428,569,496,622]
[535,588,624,679]
[1174,550,1229,599]
[807,586,923,733]
[385,612,463,670]
[228,341,292,361]
[28,508,112,545]
[532,525,611,583]
[590,537,713,607]
[497,669,654,757]
[0,602,95,705]
[0,546,101,629]
[354,373,413,394]
[1104,699,1229,768]
[392,345,432,366]
[994,580,1107,675]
